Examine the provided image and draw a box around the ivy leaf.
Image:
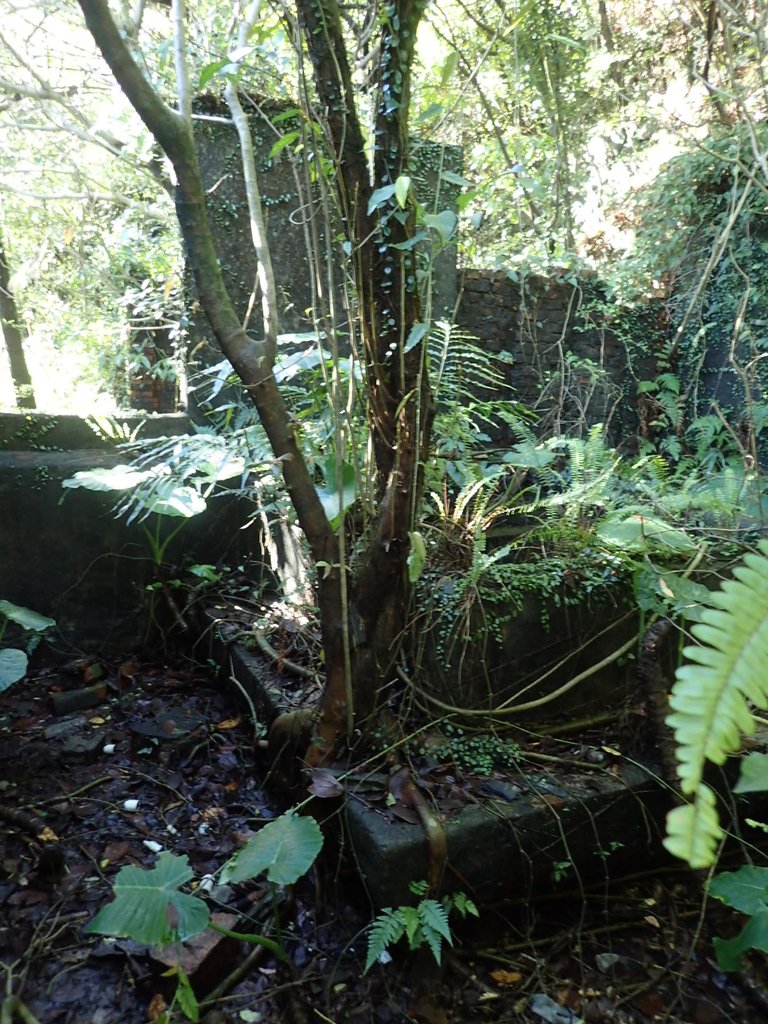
[85,852,209,945]
[424,211,457,244]
[394,175,411,209]
[220,812,323,885]
[404,322,430,353]
[368,184,397,215]
[734,751,768,793]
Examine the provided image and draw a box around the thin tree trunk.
[77,0,434,764]
[0,233,35,410]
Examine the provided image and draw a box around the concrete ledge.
[344,762,666,907]
[224,636,669,908]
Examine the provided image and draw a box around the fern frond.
[666,540,768,866]
[364,909,406,972]
[663,786,724,869]
[416,899,452,964]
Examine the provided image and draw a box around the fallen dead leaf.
[147,992,167,1022]
[490,969,523,986]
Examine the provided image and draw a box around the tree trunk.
[298,0,435,746]
[0,232,36,410]
[77,0,434,765]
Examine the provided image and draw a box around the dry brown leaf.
[490,968,523,986]
[147,993,167,1022]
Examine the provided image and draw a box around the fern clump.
[364,882,478,971]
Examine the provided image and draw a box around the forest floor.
[1,653,767,1024]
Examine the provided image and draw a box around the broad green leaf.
[367,184,397,215]
[0,601,55,632]
[654,573,714,623]
[415,103,444,123]
[663,788,723,868]
[404,322,430,354]
[62,465,154,492]
[389,231,428,251]
[394,175,411,209]
[220,812,323,886]
[596,515,696,554]
[407,531,427,583]
[710,865,768,914]
[440,170,472,188]
[0,649,27,691]
[315,458,357,524]
[85,852,209,945]
[192,455,245,485]
[440,51,459,86]
[734,751,768,793]
[271,108,302,124]
[503,443,555,469]
[198,58,230,88]
[175,968,200,1022]
[149,485,207,519]
[424,211,457,244]
[269,131,299,159]
[713,907,768,971]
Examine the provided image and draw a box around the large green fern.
[665,540,768,868]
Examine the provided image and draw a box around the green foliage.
[0,599,55,692]
[419,725,520,777]
[708,866,768,971]
[86,852,210,945]
[219,811,323,886]
[86,807,322,1020]
[364,881,478,972]
[664,541,768,868]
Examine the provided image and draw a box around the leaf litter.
[1,654,767,1023]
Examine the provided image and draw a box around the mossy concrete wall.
[0,413,262,652]
[456,271,662,439]
[186,98,462,412]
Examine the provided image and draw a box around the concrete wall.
[456,270,659,439]
[0,413,263,653]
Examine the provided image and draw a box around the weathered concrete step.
[224,637,670,908]
[344,762,667,907]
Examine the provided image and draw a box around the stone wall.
[456,270,655,438]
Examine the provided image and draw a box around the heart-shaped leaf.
[85,852,209,945]
[221,812,323,885]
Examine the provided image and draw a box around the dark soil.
[1,653,767,1024]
